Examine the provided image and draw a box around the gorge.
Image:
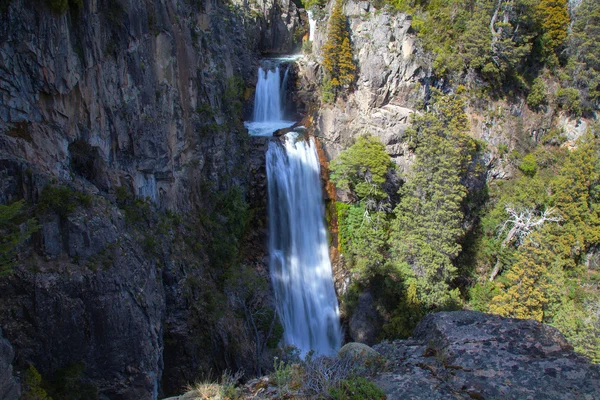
[1,0,600,398]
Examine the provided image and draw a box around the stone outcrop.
[0,328,20,400]
[302,0,427,173]
[373,311,600,400]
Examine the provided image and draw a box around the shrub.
[21,365,51,400]
[519,153,538,177]
[527,77,547,110]
[0,200,38,276]
[321,76,335,104]
[328,376,386,400]
[37,185,92,218]
[556,87,582,117]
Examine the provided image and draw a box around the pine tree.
[322,0,355,90]
[536,0,570,51]
[390,90,476,308]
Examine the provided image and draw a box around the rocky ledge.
[373,310,600,400]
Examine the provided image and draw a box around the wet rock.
[373,311,600,400]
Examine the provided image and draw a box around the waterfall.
[308,10,316,42]
[253,66,284,122]
[248,61,342,355]
[267,135,342,356]
[245,63,295,137]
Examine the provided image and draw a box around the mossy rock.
[339,342,386,375]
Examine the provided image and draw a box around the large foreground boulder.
[373,310,600,400]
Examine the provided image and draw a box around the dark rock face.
[0,0,299,398]
[0,328,20,400]
[374,311,600,400]
[348,291,381,346]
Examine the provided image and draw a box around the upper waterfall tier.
[245,62,296,136]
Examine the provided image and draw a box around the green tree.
[527,77,547,110]
[489,236,552,321]
[322,0,356,90]
[330,136,395,204]
[565,0,600,109]
[0,200,38,276]
[330,136,395,276]
[391,89,476,308]
[536,0,570,52]
[22,365,52,400]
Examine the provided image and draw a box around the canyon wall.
[0,0,303,397]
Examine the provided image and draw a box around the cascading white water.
[266,134,342,356]
[308,10,316,42]
[245,64,295,137]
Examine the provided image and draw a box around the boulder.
[373,311,600,400]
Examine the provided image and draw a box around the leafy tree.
[391,89,476,308]
[330,136,395,205]
[527,77,547,110]
[322,0,356,90]
[489,236,552,321]
[22,365,52,400]
[0,200,38,277]
[330,136,396,276]
[536,0,570,52]
[564,0,600,110]
[519,153,538,177]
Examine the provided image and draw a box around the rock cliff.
[0,328,20,400]
[301,0,426,174]
[0,0,302,397]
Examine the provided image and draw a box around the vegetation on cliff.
[321,0,600,364]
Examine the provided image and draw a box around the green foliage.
[565,0,600,110]
[489,237,552,321]
[0,200,38,276]
[468,281,498,312]
[519,153,538,177]
[37,185,92,218]
[46,362,98,400]
[391,90,476,308]
[321,76,335,104]
[527,77,547,110]
[555,87,582,117]
[330,136,395,203]
[22,365,52,400]
[336,202,390,276]
[223,75,245,120]
[322,0,356,91]
[328,377,386,400]
[536,0,570,52]
[331,136,395,277]
[302,0,327,9]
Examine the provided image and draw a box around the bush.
[527,77,547,110]
[519,153,538,177]
[37,185,92,218]
[321,76,335,104]
[328,377,386,400]
[556,87,582,117]
[0,200,38,276]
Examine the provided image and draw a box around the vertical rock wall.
[0,0,303,397]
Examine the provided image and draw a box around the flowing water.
[267,135,342,356]
[248,61,342,355]
[245,64,295,137]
